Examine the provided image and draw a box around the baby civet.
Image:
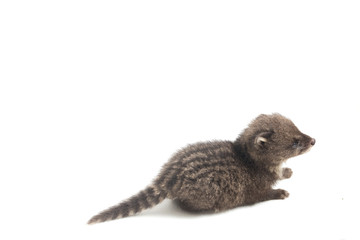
[88,113,315,224]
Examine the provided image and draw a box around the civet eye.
[292,139,300,148]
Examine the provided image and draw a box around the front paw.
[282,168,293,179]
[273,189,290,200]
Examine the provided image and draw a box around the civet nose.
[310,138,316,146]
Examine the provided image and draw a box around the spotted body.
[88,113,315,224]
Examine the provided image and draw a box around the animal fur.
[88,113,315,224]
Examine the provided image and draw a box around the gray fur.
[88,113,315,224]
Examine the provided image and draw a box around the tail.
[87,185,167,224]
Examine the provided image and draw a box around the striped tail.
[87,185,167,224]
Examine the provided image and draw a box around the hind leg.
[176,198,216,212]
[175,185,219,212]
[176,199,201,212]
[173,176,223,212]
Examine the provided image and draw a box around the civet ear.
[255,132,273,146]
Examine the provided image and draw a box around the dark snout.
[299,136,315,155]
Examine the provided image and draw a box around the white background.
[0,1,359,239]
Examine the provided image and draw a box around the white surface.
[0,1,359,239]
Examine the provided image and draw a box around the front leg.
[266,189,290,200]
[244,189,289,205]
[280,168,293,180]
